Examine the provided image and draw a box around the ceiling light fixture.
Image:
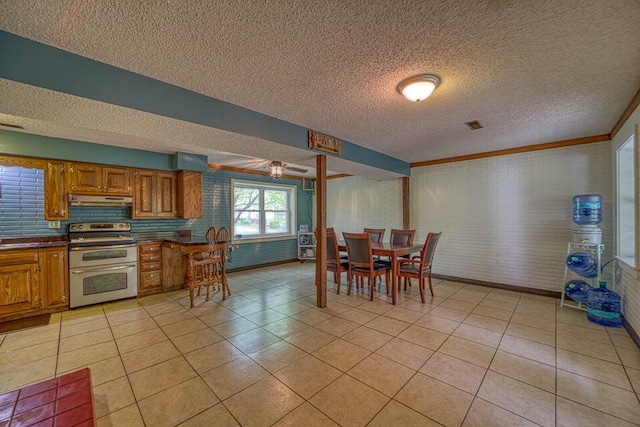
[397,74,440,102]
[269,160,285,179]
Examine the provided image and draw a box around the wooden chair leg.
[188,286,195,308]
[336,271,341,295]
[427,273,434,296]
[369,274,375,301]
[418,276,426,303]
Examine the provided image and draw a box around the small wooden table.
[338,242,423,305]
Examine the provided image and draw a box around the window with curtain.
[232,179,296,238]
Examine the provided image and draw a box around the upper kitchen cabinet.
[177,171,202,219]
[67,163,132,196]
[44,161,68,220]
[132,170,177,218]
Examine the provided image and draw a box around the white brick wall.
[411,142,613,292]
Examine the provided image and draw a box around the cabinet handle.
[98,185,102,189]
[62,295,67,302]
[54,209,59,214]
[53,253,58,258]
[150,274,154,277]
[61,209,66,215]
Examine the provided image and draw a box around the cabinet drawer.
[0,250,39,267]
[140,262,161,272]
[140,243,162,253]
[140,252,161,262]
[140,271,161,288]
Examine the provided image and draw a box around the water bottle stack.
[587,281,622,327]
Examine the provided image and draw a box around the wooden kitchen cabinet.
[0,250,41,318]
[44,161,68,220]
[138,242,163,296]
[177,171,202,219]
[40,247,69,309]
[67,163,132,195]
[132,170,177,218]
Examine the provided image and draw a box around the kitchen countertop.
[133,230,191,243]
[0,236,69,251]
[162,236,212,246]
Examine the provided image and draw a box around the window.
[616,135,636,267]
[232,180,296,239]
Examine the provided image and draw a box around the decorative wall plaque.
[308,130,341,155]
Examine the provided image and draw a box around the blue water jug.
[566,252,598,278]
[587,281,622,327]
[564,280,592,303]
[573,194,602,225]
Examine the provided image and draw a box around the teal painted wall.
[0,30,410,176]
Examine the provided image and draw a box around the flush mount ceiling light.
[269,161,285,179]
[397,74,441,102]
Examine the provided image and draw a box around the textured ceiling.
[0,0,639,176]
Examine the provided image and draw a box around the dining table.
[338,241,423,305]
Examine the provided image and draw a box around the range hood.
[69,194,133,207]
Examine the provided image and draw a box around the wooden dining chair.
[363,228,385,243]
[327,231,350,294]
[343,232,390,301]
[394,232,442,303]
[205,226,217,243]
[390,228,416,246]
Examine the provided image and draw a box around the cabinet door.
[68,163,103,193]
[132,170,156,218]
[40,248,69,309]
[177,171,202,219]
[0,252,40,317]
[103,167,132,195]
[44,161,68,220]
[156,172,177,218]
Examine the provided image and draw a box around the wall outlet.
[48,221,61,229]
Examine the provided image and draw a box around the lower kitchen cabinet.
[40,247,69,309]
[0,249,41,318]
[138,242,163,296]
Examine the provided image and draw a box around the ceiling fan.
[268,160,308,179]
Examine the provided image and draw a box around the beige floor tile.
[471,304,514,321]
[421,352,487,394]
[96,403,145,427]
[342,326,393,351]
[248,339,307,373]
[338,307,381,325]
[224,376,304,427]
[452,323,503,348]
[556,321,611,344]
[618,347,640,369]
[201,355,269,400]
[273,402,338,427]
[106,308,151,327]
[102,298,142,315]
[499,334,555,366]
[138,377,218,427]
[314,317,360,337]
[375,337,434,370]
[365,316,411,336]
[60,317,109,338]
[142,300,184,317]
[610,333,640,351]
[368,400,441,427]
[438,336,496,368]
[161,318,208,339]
[414,314,460,334]
[557,348,632,390]
[272,301,313,316]
[0,340,57,370]
[0,325,59,352]
[556,308,602,329]
[84,356,126,387]
[59,328,114,354]
[170,328,224,354]
[93,376,136,418]
[212,317,260,338]
[57,341,119,373]
[382,307,424,323]
[463,313,508,333]
[557,333,620,364]
[478,371,555,427]
[180,403,241,427]
[439,298,477,313]
[313,338,371,372]
[395,373,473,427]
[115,327,167,354]
[556,396,638,427]
[185,341,244,374]
[310,375,389,427]
[462,398,538,427]
[0,355,56,393]
[152,308,195,326]
[505,322,556,347]
[122,340,180,373]
[556,369,640,423]
[360,300,396,315]
[111,317,158,339]
[627,366,640,392]
[198,307,242,326]
[128,356,197,400]
[229,301,267,317]
[449,291,486,305]
[262,318,309,338]
[290,308,334,326]
[62,305,105,324]
[348,353,416,397]
[397,325,449,350]
[284,328,336,353]
[229,328,282,354]
[274,354,341,399]
[429,306,470,322]
[490,350,556,393]
[480,297,518,311]
[245,309,289,326]
[510,312,555,332]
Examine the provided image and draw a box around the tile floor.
[1,263,640,426]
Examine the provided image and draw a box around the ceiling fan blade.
[285,166,308,173]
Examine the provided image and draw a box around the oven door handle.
[71,264,137,274]
[69,243,137,251]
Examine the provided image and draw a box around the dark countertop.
[0,236,69,251]
[133,230,191,243]
[162,236,211,246]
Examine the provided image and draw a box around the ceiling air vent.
[0,123,24,130]
[465,120,483,130]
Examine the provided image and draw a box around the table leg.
[391,253,397,305]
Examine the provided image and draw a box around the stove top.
[68,222,134,247]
